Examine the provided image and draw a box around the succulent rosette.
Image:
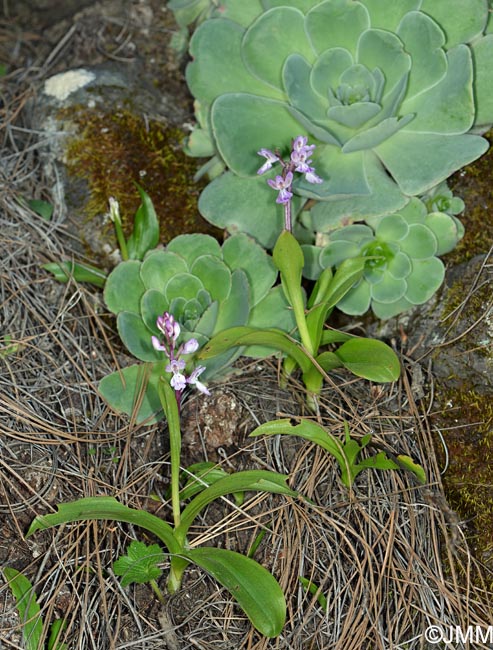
[302,196,465,318]
[99,233,295,423]
[184,0,493,247]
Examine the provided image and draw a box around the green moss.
[435,388,493,571]
[62,107,220,242]
[445,129,493,265]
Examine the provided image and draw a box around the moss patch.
[435,388,493,571]
[62,107,220,243]
[446,129,493,265]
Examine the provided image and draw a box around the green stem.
[167,556,189,594]
[149,578,166,605]
[157,380,182,529]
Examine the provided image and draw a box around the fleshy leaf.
[98,362,164,424]
[104,261,145,314]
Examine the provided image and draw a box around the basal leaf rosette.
[185,0,493,246]
[100,233,295,423]
[302,197,464,319]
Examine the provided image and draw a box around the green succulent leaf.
[104,260,145,314]
[184,0,492,276]
[98,362,164,424]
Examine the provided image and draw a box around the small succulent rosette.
[302,196,464,319]
[99,233,295,423]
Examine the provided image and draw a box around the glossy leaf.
[176,470,297,543]
[334,338,401,383]
[184,547,286,637]
[43,261,107,288]
[126,185,160,260]
[27,496,181,554]
[3,568,43,650]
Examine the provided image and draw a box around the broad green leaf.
[306,0,369,56]
[396,454,426,484]
[126,185,160,260]
[27,496,181,554]
[375,130,488,195]
[117,311,161,361]
[104,260,145,313]
[222,233,277,306]
[396,11,447,100]
[98,362,164,424]
[43,261,107,288]
[112,540,165,587]
[250,419,346,468]
[198,172,286,248]
[472,34,493,128]
[184,547,286,637]
[319,329,353,346]
[246,286,298,357]
[140,250,188,290]
[186,19,283,106]
[176,470,297,543]
[191,255,231,302]
[167,233,222,265]
[3,568,43,650]
[28,199,53,221]
[198,326,313,375]
[404,257,445,304]
[334,338,401,382]
[273,230,305,307]
[242,6,314,89]
[212,94,305,176]
[420,0,488,48]
[213,269,250,332]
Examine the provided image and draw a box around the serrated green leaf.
[113,540,165,587]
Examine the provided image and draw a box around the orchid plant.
[199,136,400,409]
[27,312,294,638]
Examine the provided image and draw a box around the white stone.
[44,69,96,101]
